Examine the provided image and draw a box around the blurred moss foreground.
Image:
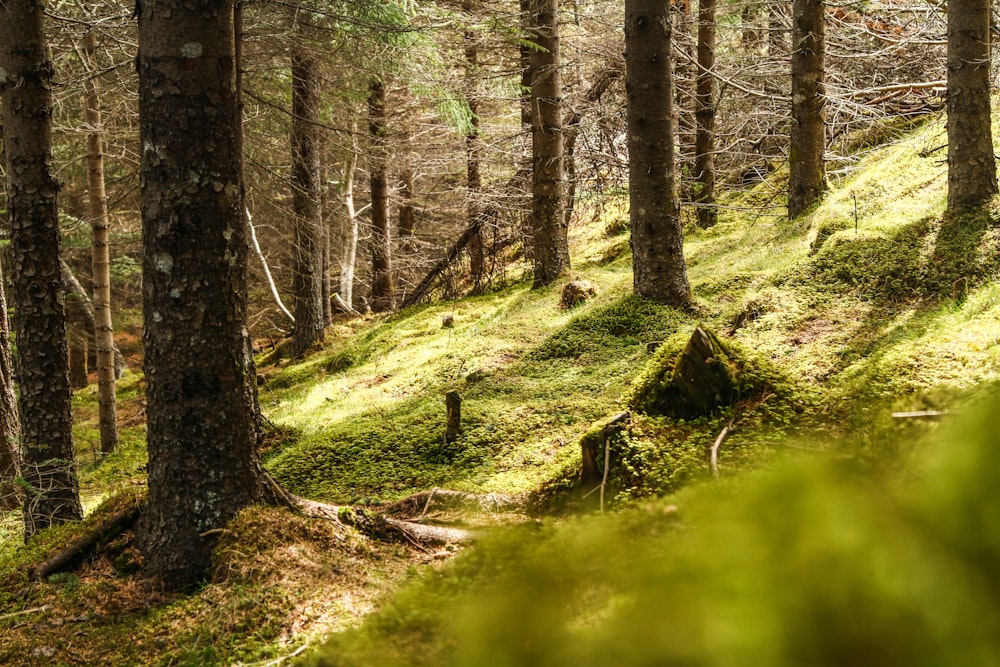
[305,391,1000,667]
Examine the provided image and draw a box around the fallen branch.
[0,605,49,622]
[247,207,295,324]
[891,410,950,419]
[31,502,142,581]
[381,488,523,519]
[709,421,734,479]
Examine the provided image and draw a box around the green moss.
[531,295,689,361]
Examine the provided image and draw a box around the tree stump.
[445,391,461,443]
[579,411,631,499]
[560,280,596,308]
[632,325,737,419]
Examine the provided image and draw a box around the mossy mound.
[630,326,777,419]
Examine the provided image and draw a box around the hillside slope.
[2,114,1000,665]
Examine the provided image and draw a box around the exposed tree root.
[28,483,505,580]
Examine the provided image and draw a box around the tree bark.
[0,258,20,511]
[135,0,269,589]
[289,52,326,358]
[79,30,119,453]
[625,0,693,309]
[946,0,997,211]
[398,167,416,238]
[527,0,569,288]
[0,0,84,539]
[338,140,360,311]
[788,0,827,218]
[464,1,485,290]
[694,0,717,228]
[368,77,395,312]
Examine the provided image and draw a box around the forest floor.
[4,114,1000,665]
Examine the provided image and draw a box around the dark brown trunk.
[674,0,696,199]
[528,0,569,288]
[368,78,395,312]
[136,0,267,589]
[0,258,20,511]
[625,0,693,308]
[694,0,717,228]
[289,52,326,358]
[399,168,416,238]
[947,0,997,211]
[788,0,827,218]
[79,29,119,453]
[464,3,485,289]
[0,0,84,538]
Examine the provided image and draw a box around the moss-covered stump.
[630,326,763,419]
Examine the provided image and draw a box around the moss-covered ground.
[3,114,1000,665]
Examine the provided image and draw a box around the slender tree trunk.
[136,0,269,589]
[0,258,20,511]
[788,0,827,218]
[694,0,717,228]
[528,0,569,288]
[79,29,119,453]
[368,78,395,312]
[1,0,83,539]
[674,0,696,200]
[338,142,360,311]
[947,0,997,211]
[289,52,326,358]
[464,0,485,290]
[625,0,693,309]
[399,166,417,238]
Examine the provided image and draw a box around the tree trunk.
[61,261,126,380]
[0,0,84,539]
[528,0,569,288]
[136,0,269,589]
[0,258,20,511]
[788,0,827,218]
[946,0,997,211]
[368,78,395,312]
[289,52,326,358]
[338,142,360,311]
[398,167,416,238]
[674,0,697,200]
[464,1,485,290]
[625,0,693,309]
[79,30,119,453]
[694,0,718,228]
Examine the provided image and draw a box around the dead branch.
[30,502,141,581]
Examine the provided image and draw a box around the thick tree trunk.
[625,0,693,309]
[528,0,569,288]
[0,0,84,539]
[0,259,20,511]
[79,30,119,453]
[368,78,395,312]
[694,0,717,228]
[946,0,997,211]
[289,52,326,358]
[788,0,827,218]
[136,0,268,589]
